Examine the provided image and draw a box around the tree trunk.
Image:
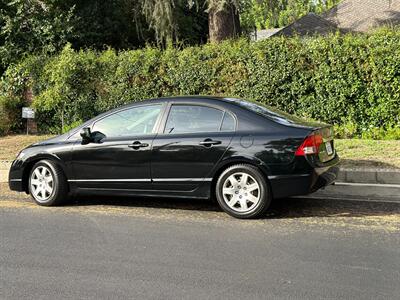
[208,2,241,43]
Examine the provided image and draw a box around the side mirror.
[80,127,92,144]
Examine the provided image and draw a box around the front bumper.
[8,159,25,192]
[9,179,23,192]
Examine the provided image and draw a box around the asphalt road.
[1,183,400,299]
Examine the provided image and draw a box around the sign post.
[22,107,35,135]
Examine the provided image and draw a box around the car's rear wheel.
[215,164,271,219]
[29,160,68,206]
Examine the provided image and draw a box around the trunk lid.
[314,127,336,163]
[295,126,336,164]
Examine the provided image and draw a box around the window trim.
[159,102,237,135]
[90,103,166,139]
[219,110,236,132]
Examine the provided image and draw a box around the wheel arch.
[210,156,271,198]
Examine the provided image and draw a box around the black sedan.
[9,96,339,218]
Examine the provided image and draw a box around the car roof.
[109,96,237,111]
[129,95,229,104]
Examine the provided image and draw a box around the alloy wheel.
[30,166,54,203]
[222,172,261,213]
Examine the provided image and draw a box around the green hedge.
[1,28,400,138]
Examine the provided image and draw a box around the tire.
[28,160,69,206]
[215,164,271,219]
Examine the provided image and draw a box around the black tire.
[28,160,69,206]
[215,164,271,219]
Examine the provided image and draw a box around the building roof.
[323,0,400,32]
[254,0,400,40]
[275,12,339,37]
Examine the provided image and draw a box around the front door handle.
[128,141,149,149]
[199,139,222,147]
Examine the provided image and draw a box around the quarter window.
[221,112,235,131]
[92,104,162,138]
[165,105,226,134]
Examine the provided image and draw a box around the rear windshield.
[224,98,324,128]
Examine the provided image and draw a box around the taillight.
[295,133,324,156]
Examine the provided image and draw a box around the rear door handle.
[128,141,149,149]
[199,139,222,147]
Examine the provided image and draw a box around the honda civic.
[9,96,339,218]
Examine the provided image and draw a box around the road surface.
[0,183,399,299]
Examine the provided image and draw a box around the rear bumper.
[269,159,339,199]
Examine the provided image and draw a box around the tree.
[208,0,241,42]
[140,0,242,44]
[0,0,208,70]
[0,0,76,70]
[0,0,344,71]
[60,0,150,50]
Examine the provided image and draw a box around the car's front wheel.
[215,164,271,219]
[29,160,68,206]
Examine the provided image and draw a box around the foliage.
[60,0,150,50]
[33,45,101,132]
[0,0,208,72]
[140,0,210,45]
[0,0,76,72]
[0,0,342,71]
[0,56,38,135]
[0,95,24,135]
[1,28,400,139]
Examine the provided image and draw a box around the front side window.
[165,105,226,134]
[92,104,162,138]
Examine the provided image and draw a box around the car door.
[70,103,164,190]
[151,103,236,191]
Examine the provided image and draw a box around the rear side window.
[165,105,226,134]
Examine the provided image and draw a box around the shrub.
[33,45,101,132]
[0,94,25,135]
[1,28,400,138]
[0,59,32,135]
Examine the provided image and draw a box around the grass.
[0,135,399,169]
[335,139,400,169]
[0,134,54,161]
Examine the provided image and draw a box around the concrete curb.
[339,168,400,185]
[322,168,400,203]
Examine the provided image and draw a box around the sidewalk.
[1,161,399,202]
